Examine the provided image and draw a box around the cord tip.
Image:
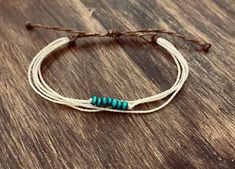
[202,43,212,53]
[25,21,34,30]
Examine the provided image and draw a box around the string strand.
[26,21,212,52]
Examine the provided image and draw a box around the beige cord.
[28,36,189,113]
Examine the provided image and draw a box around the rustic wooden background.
[0,0,234,168]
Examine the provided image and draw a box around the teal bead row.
[91,96,128,110]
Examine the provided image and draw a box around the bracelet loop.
[28,36,189,113]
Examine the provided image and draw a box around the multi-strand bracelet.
[26,22,211,113]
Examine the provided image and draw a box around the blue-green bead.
[107,98,113,106]
[96,97,102,106]
[102,97,108,106]
[121,101,128,110]
[91,96,97,105]
[111,98,118,108]
[116,100,122,109]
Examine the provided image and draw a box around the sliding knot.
[202,43,212,53]
[106,29,121,38]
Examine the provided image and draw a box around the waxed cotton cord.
[28,37,188,113]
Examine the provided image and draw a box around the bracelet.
[26,22,211,113]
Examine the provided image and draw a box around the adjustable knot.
[106,29,121,38]
[201,43,212,53]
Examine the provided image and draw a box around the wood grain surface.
[0,0,235,168]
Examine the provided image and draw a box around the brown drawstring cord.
[25,21,211,52]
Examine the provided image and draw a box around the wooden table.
[0,0,234,168]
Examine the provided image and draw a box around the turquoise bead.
[111,98,118,108]
[121,101,128,110]
[102,97,108,106]
[91,96,128,110]
[91,96,97,105]
[96,97,102,106]
[107,98,113,106]
[116,100,122,109]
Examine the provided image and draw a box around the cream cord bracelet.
[26,22,211,113]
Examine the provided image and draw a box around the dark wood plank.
[0,0,234,168]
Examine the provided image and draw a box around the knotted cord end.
[25,21,34,30]
[202,43,212,53]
